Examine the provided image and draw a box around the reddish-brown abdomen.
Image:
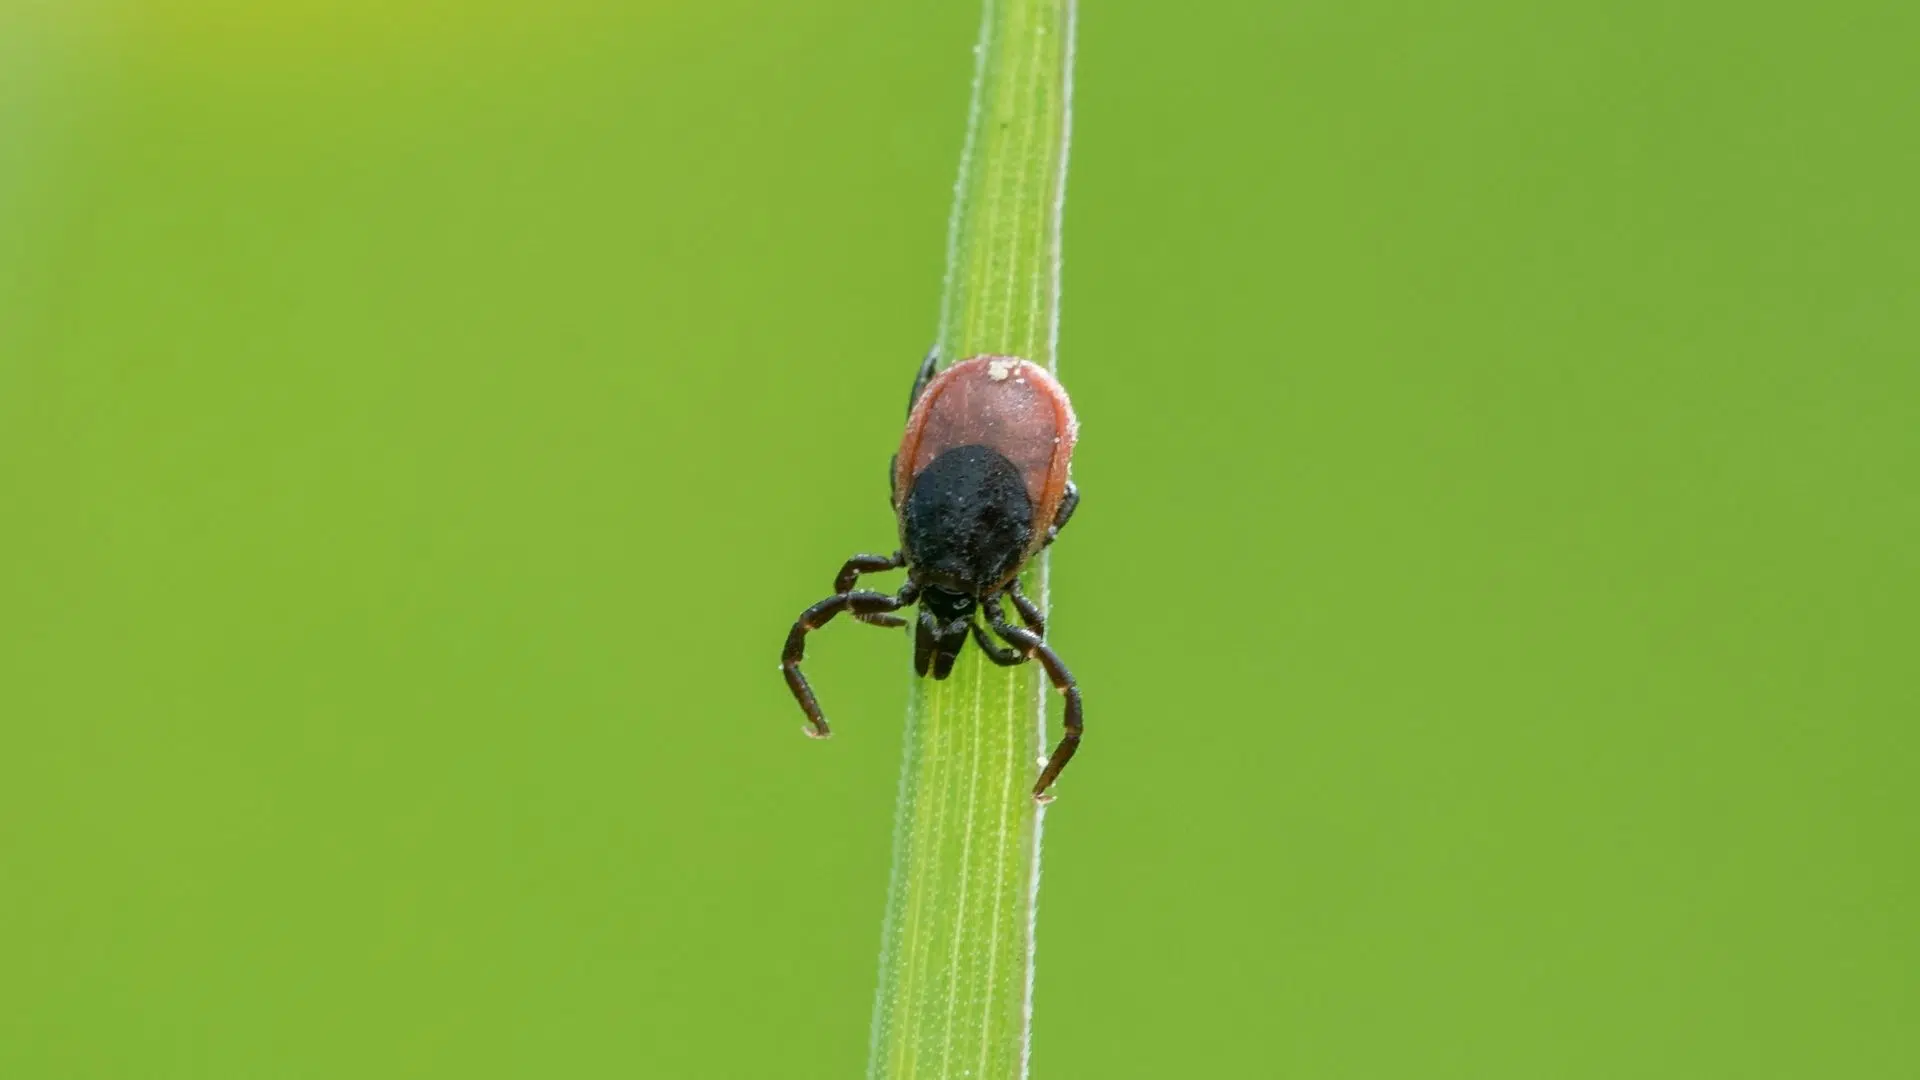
[894,355,1078,555]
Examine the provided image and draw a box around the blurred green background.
[3,2,1915,1077]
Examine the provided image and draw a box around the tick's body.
[783,352,1085,799]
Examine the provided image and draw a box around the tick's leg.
[835,552,902,593]
[1043,482,1079,547]
[784,586,913,738]
[892,348,941,501]
[835,551,908,625]
[970,618,1024,666]
[1005,578,1046,638]
[985,597,1083,800]
[906,346,939,417]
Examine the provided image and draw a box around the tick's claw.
[1034,791,1057,806]
[804,725,832,740]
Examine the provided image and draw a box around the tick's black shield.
[900,444,1035,595]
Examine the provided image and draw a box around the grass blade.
[867,2,1077,1078]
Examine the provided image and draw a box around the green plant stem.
[868,2,1076,1079]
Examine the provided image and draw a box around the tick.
[782,349,1084,800]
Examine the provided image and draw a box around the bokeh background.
[3,2,1915,1077]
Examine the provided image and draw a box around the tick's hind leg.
[834,551,908,626]
[891,348,942,503]
[984,595,1083,800]
[906,346,939,416]
[1043,482,1079,548]
[783,583,917,738]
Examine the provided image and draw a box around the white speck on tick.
[988,358,1019,381]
